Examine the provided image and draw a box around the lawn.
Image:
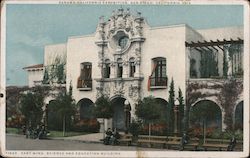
[6,127,91,137]
[6,127,22,134]
[47,130,91,137]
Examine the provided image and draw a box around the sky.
[6,4,243,86]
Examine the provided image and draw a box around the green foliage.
[47,130,90,137]
[129,119,142,137]
[189,101,221,124]
[49,84,76,132]
[177,88,184,133]
[200,51,219,78]
[6,128,21,134]
[218,79,243,131]
[43,68,49,84]
[43,56,66,84]
[135,96,161,123]
[19,91,44,128]
[167,78,175,133]
[73,119,100,133]
[94,95,113,119]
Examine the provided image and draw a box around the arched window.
[129,58,136,77]
[103,59,110,78]
[77,62,92,90]
[117,58,123,78]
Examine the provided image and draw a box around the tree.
[53,84,76,136]
[135,96,161,137]
[167,78,175,134]
[94,95,113,139]
[177,88,185,134]
[190,101,221,143]
[19,91,44,129]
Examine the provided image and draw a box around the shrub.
[141,123,168,136]
[129,120,142,137]
[73,119,100,133]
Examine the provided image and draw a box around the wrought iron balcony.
[77,78,92,91]
[149,76,168,89]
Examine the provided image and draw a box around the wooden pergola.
[185,38,243,52]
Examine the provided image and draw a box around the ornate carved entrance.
[111,97,131,131]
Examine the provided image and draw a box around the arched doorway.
[190,100,222,132]
[154,98,168,134]
[77,98,94,120]
[47,100,61,130]
[111,97,131,131]
[234,101,243,130]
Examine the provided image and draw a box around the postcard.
[0,0,249,157]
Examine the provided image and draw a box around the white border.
[1,0,249,157]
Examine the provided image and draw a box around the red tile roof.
[23,64,44,70]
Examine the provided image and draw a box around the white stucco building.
[24,8,244,132]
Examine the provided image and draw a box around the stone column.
[110,62,116,78]
[174,100,179,136]
[123,61,129,78]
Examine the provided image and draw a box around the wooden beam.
[217,45,224,51]
[194,47,203,52]
[185,38,243,48]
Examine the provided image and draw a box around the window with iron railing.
[148,57,167,89]
[77,62,92,90]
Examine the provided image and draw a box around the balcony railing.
[149,76,168,88]
[77,78,92,91]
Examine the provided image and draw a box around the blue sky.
[6,4,243,86]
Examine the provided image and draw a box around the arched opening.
[47,100,62,130]
[117,58,123,78]
[154,98,168,135]
[75,98,99,133]
[234,101,243,130]
[129,57,136,77]
[103,59,111,78]
[77,98,94,120]
[111,97,131,131]
[190,100,222,135]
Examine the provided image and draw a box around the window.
[103,59,111,78]
[129,58,136,77]
[77,62,92,90]
[117,58,123,78]
[118,36,129,49]
[148,57,167,88]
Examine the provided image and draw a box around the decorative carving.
[113,81,125,95]
[135,58,141,65]
[110,61,116,67]
[135,48,141,56]
[128,83,140,101]
[123,60,129,66]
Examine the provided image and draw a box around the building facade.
[24,8,244,132]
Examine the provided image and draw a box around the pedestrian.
[104,128,112,145]
[180,133,189,150]
[227,136,237,151]
[110,128,120,145]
